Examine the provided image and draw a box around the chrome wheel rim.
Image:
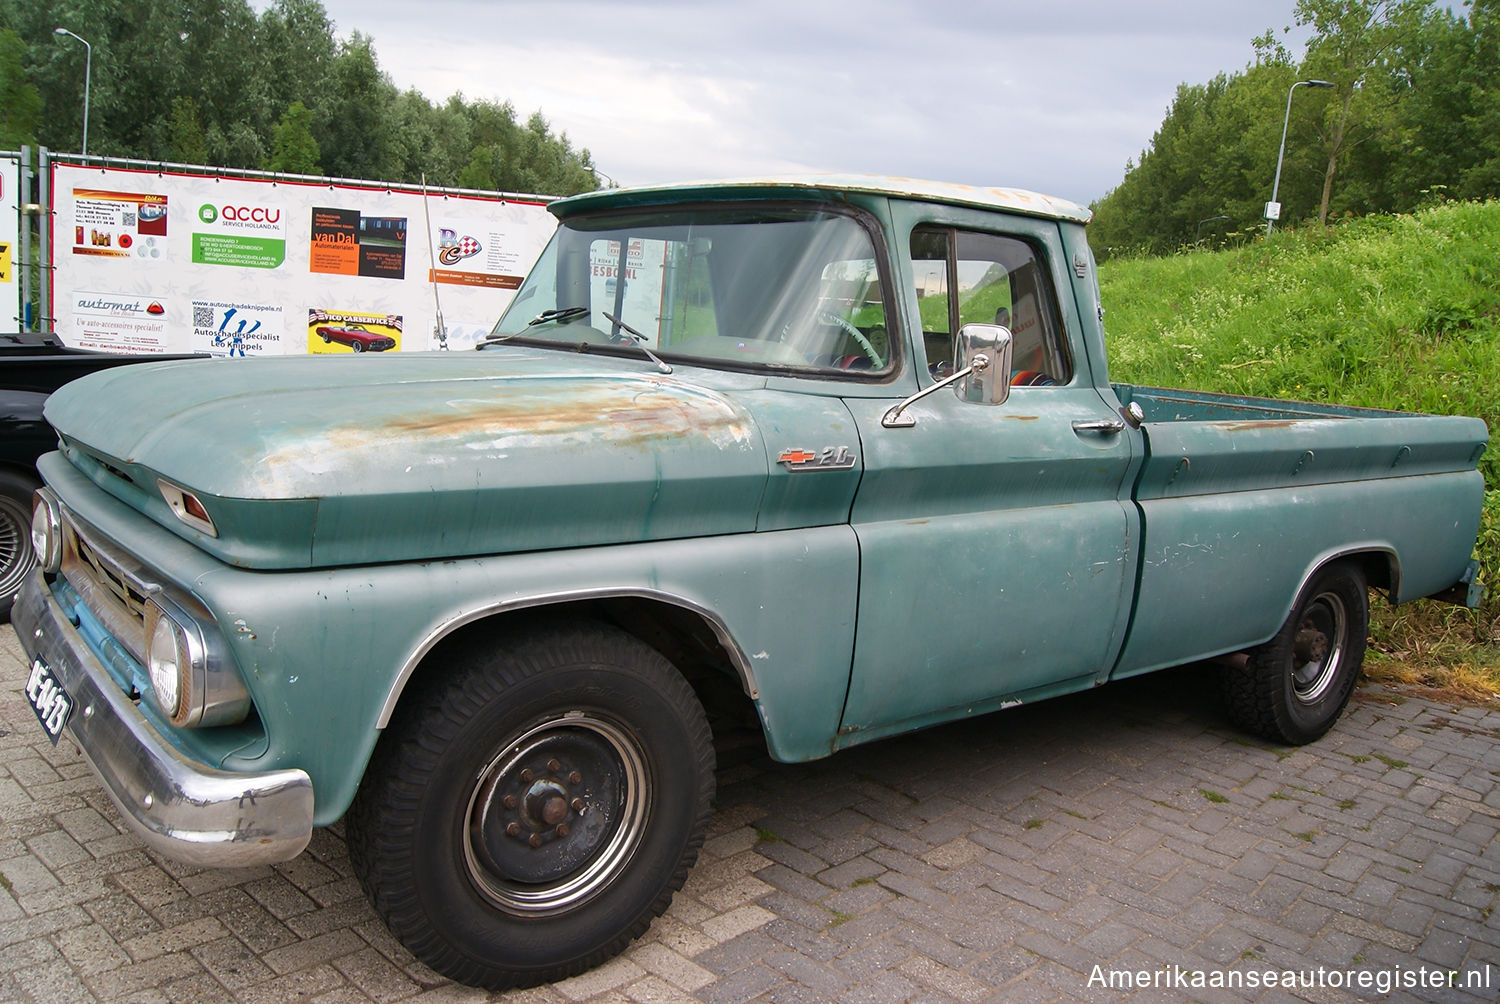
[463,712,649,915]
[1291,591,1346,704]
[0,493,34,601]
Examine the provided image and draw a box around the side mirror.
[954,323,1013,407]
[881,323,1016,429]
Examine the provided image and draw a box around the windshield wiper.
[527,305,591,327]
[603,311,672,374]
[475,305,592,349]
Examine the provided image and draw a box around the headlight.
[147,613,187,719]
[144,598,251,727]
[30,488,63,574]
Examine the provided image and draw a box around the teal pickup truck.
[13,177,1486,989]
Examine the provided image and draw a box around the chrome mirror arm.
[881,356,990,429]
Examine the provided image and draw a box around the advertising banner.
[1,155,18,323]
[51,164,556,355]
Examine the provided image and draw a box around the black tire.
[1223,562,1368,745]
[347,620,715,990]
[0,470,41,622]
[350,340,364,353]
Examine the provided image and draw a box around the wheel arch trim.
[376,587,762,729]
[1281,543,1395,628]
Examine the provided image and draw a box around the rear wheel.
[348,620,714,990]
[0,470,41,621]
[1223,562,1368,745]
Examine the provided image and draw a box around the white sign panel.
[1,155,18,325]
[52,164,557,354]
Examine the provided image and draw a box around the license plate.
[25,658,74,745]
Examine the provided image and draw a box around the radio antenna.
[421,173,450,350]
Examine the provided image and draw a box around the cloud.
[294,0,1308,202]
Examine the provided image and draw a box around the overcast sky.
[297,1,1313,206]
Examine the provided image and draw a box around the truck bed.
[1108,383,1487,679]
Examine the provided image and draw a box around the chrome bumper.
[12,570,314,867]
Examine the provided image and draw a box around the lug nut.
[529,833,544,848]
[568,771,582,785]
[556,824,569,837]
[548,758,562,772]
[502,794,517,809]
[520,769,534,783]
[571,798,585,813]
[506,822,521,837]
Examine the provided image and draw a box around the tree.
[1295,0,1430,223]
[312,33,398,179]
[166,96,208,165]
[5,0,596,193]
[0,28,41,147]
[265,100,321,175]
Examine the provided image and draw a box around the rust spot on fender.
[381,383,749,447]
[1003,415,1040,422]
[1212,420,1303,431]
[253,376,755,494]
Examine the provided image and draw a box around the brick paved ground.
[2,625,1497,1003]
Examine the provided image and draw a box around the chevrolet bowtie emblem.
[778,446,857,472]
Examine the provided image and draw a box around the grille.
[74,533,150,628]
[61,522,152,664]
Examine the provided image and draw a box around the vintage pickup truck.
[12,177,1486,989]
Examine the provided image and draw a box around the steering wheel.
[817,311,882,368]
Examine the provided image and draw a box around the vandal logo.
[437,228,482,265]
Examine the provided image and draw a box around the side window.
[910,226,1071,386]
[909,229,953,374]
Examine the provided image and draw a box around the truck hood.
[44,351,772,568]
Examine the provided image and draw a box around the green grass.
[1100,200,1500,698]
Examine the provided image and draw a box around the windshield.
[488,205,893,374]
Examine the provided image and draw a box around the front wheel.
[347,620,715,990]
[1223,562,1369,745]
[0,470,42,621]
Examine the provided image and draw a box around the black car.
[1,331,207,619]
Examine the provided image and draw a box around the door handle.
[1072,418,1126,435]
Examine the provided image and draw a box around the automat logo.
[437,228,482,265]
[74,292,164,318]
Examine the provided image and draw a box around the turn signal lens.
[157,480,218,537]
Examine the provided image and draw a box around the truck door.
[838,210,1139,744]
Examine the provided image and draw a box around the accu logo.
[199,203,282,224]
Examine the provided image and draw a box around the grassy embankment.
[1098,200,1500,700]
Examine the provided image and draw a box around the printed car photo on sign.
[307,308,402,353]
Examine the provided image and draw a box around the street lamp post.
[1266,79,1333,235]
[53,27,93,158]
[1196,215,1231,243]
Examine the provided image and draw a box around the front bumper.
[12,570,313,867]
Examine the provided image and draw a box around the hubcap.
[464,713,649,915]
[0,494,34,601]
[1290,591,1346,704]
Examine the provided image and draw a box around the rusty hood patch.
[44,351,770,568]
